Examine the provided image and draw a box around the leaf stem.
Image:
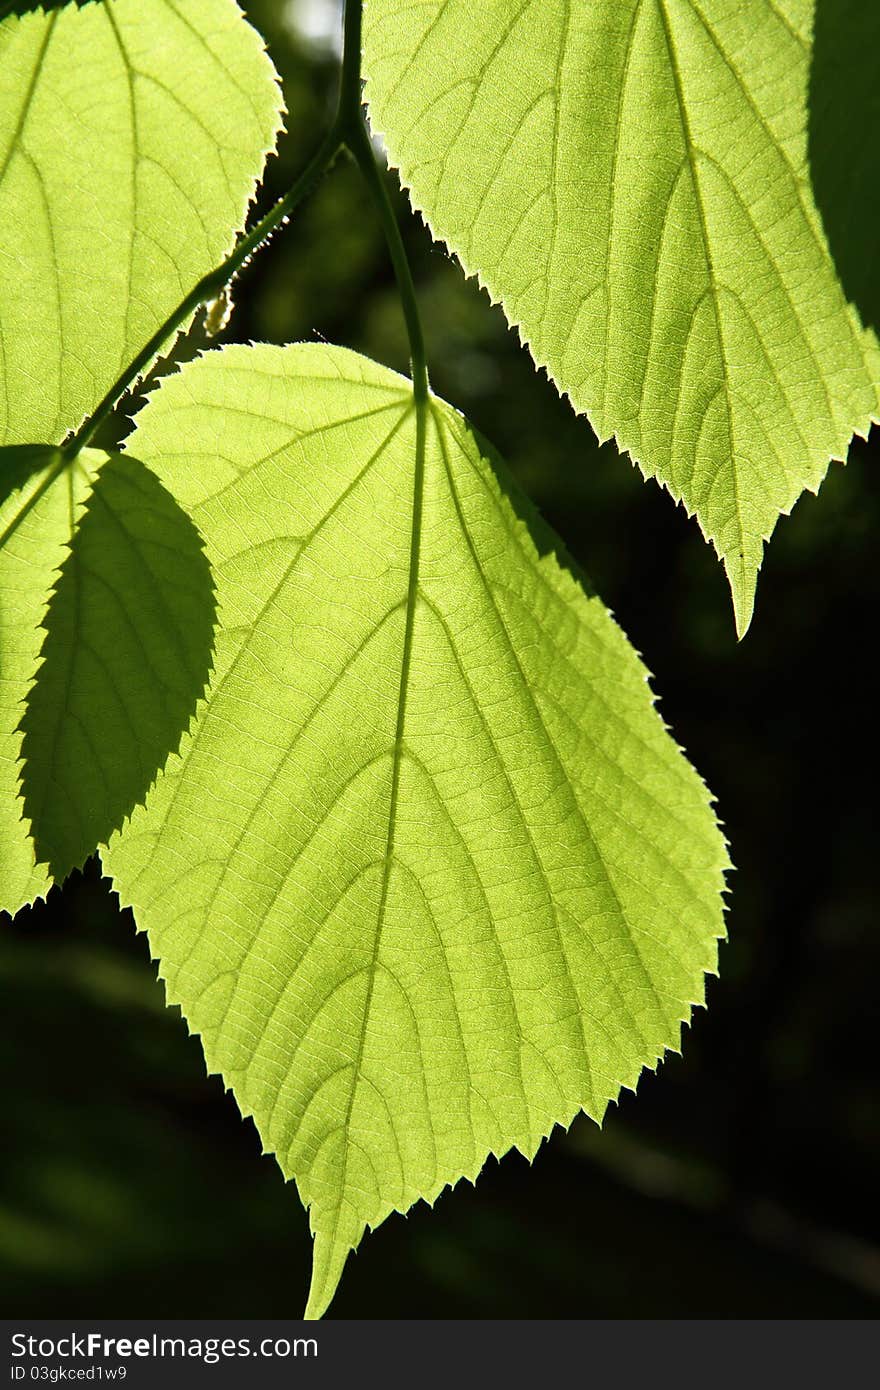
[345,120,430,404]
[338,1,429,403]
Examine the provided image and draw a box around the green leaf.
[0,447,81,911]
[19,449,215,879]
[362,0,880,635]
[104,342,729,1318]
[0,445,215,913]
[0,0,283,446]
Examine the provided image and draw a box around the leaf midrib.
[326,389,428,1253]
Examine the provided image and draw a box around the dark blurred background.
[2,0,878,1319]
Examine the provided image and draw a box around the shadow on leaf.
[18,452,216,879]
[0,1,98,19]
[809,0,880,337]
[0,446,63,515]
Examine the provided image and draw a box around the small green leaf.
[0,446,78,912]
[0,445,215,914]
[362,0,880,634]
[104,343,729,1319]
[0,0,283,445]
[19,450,215,879]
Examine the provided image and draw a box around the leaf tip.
[724,551,759,641]
[732,592,755,642]
[304,1230,351,1321]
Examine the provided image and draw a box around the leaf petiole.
[337,0,430,404]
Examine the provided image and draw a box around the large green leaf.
[104,343,729,1318]
[0,0,283,446]
[0,445,215,913]
[362,0,880,634]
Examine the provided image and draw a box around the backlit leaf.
[0,447,83,910]
[0,445,214,911]
[104,343,729,1318]
[19,450,215,879]
[362,0,880,633]
[0,0,283,445]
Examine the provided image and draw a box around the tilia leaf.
[0,447,83,911]
[362,0,880,635]
[19,450,216,879]
[0,445,214,913]
[0,0,283,446]
[103,343,729,1318]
